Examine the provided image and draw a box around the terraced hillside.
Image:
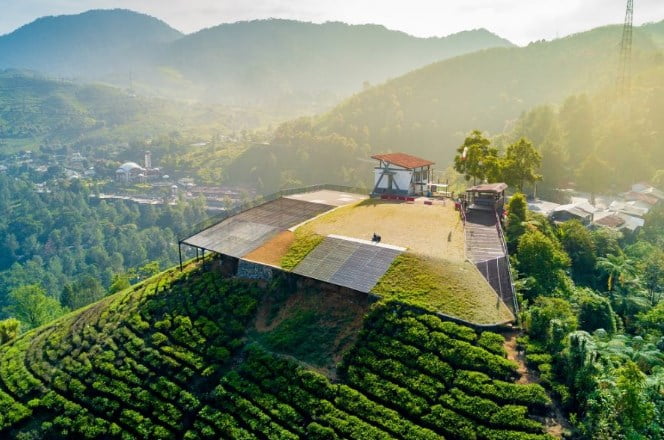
[0,261,554,439]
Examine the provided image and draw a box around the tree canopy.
[501,138,542,191]
[4,285,66,330]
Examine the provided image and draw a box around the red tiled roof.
[371,153,434,169]
[595,214,625,228]
[626,191,659,206]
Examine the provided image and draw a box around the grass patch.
[372,254,514,324]
[280,229,324,270]
[252,309,345,366]
[252,281,371,372]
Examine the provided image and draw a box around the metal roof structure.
[371,153,434,170]
[181,197,335,257]
[594,213,626,228]
[467,183,508,193]
[293,235,404,293]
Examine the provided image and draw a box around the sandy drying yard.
[299,199,466,262]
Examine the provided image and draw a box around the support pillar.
[178,242,183,271]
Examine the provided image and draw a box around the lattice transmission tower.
[617,0,634,96]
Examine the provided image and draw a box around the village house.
[371,152,434,196]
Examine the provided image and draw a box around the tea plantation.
[0,262,554,439]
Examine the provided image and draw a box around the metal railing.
[179,184,369,242]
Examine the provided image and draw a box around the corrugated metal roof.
[626,191,659,206]
[468,183,508,193]
[371,153,434,169]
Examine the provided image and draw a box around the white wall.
[374,168,412,192]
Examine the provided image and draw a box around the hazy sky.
[1,0,664,45]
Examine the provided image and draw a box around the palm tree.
[595,335,664,374]
[596,254,637,292]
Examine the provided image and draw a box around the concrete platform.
[285,190,367,206]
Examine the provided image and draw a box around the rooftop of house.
[594,212,626,228]
[467,182,508,193]
[371,152,434,169]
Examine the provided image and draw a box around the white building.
[371,153,434,196]
[115,162,145,183]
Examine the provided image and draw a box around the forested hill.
[0,9,182,78]
[163,20,513,106]
[316,20,664,160]
[0,10,513,112]
[223,20,664,190]
[0,70,262,150]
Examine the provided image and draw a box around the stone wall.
[236,259,274,281]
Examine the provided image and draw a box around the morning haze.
[0,2,662,439]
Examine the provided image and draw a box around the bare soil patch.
[243,230,295,266]
[503,331,572,438]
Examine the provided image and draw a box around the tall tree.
[575,153,612,203]
[516,229,571,297]
[500,138,542,192]
[453,130,499,184]
[596,254,637,292]
[4,284,66,330]
[559,220,597,286]
[641,254,664,306]
[505,192,527,252]
[616,361,654,435]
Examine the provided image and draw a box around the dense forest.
[0,70,264,152]
[505,71,664,194]
[504,193,663,438]
[0,172,206,327]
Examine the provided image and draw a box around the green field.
[373,254,514,324]
[0,261,551,439]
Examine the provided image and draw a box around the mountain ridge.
[0,9,514,111]
[217,19,664,190]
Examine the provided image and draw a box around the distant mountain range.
[0,9,513,111]
[0,10,182,79]
[222,19,664,190]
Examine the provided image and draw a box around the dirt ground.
[243,231,295,266]
[503,332,571,438]
[300,199,466,262]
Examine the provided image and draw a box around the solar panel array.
[293,236,402,293]
[182,198,334,257]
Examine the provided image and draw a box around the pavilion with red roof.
[371,152,434,196]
